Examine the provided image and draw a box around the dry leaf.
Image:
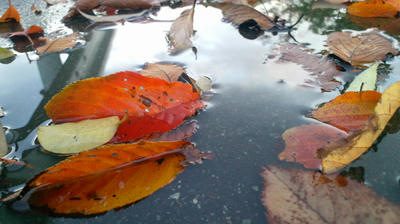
[37,116,121,154]
[195,76,212,93]
[17,141,195,215]
[0,121,8,157]
[311,91,381,132]
[348,0,398,18]
[327,30,398,65]
[321,82,400,173]
[167,4,195,54]
[279,124,348,169]
[36,33,81,55]
[77,8,147,23]
[262,166,400,223]
[140,62,186,82]
[215,3,274,30]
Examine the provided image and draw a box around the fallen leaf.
[311,91,381,132]
[37,116,121,154]
[0,22,23,34]
[45,71,205,143]
[348,15,400,35]
[167,4,195,54]
[25,25,44,36]
[279,124,348,169]
[140,62,186,82]
[44,0,68,6]
[321,82,400,173]
[144,121,198,142]
[327,30,398,65]
[17,141,196,215]
[312,0,348,10]
[0,2,20,23]
[385,0,400,10]
[262,166,400,223]
[215,3,274,30]
[0,47,15,61]
[36,33,81,55]
[77,8,147,23]
[0,157,32,168]
[0,121,9,157]
[63,0,100,20]
[346,63,378,92]
[195,76,212,93]
[348,0,398,18]
[275,43,342,92]
[101,0,152,9]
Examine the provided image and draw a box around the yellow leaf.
[321,81,400,173]
[37,116,120,154]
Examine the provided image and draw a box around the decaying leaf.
[348,0,398,18]
[37,116,121,154]
[77,9,147,23]
[215,3,274,30]
[279,124,348,169]
[262,166,400,223]
[0,121,9,157]
[167,3,195,54]
[311,91,381,132]
[140,62,186,82]
[327,30,398,65]
[36,33,81,55]
[0,1,20,23]
[45,71,205,143]
[274,43,342,92]
[321,82,400,173]
[346,63,379,92]
[18,141,197,215]
[348,15,400,35]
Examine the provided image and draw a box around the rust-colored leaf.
[327,30,398,65]
[45,71,204,143]
[0,4,20,23]
[311,91,381,132]
[348,0,398,18]
[262,166,400,223]
[18,141,194,215]
[385,0,400,10]
[36,33,81,55]
[25,25,44,36]
[279,124,348,169]
[140,62,186,82]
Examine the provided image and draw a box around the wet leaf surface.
[167,4,195,54]
[262,166,400,223]
[36,33,81,55]
[140,62,186,82]
[348,15,400,35]
[348,0,398,18]
[77,9,147,23]
[345,63,378,92]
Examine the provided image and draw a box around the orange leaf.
[18,141,192,215]
[25,25,44,36]
[385,0,400,10]
[45,71,205,143]
[311,91,381,132]
[0,5,20,23]
[348,0,398,18]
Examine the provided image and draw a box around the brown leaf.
[30,4,42,15]
[327,30,398,65]
[36,33,81,55]
[167,4,195,54]
[144,121,198,142]
[215,3,274,30]
[262,166,400,223]
[63,0,100,20]
[348,15,400,35]
[101,0,152,9]
[44,0,68,6]
[140,62,186,82]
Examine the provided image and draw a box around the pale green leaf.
[346,63,379,92]
[38,116,120,154]
[0,47,14,60]
[0,122,9,157]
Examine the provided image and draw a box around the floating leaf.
[348,15,400,35]
[0,121,8,157]
[311,91,381,132]
[18,141,195,215]
[279,124,348,169]
[140,62,186,82]
[346,63,378,92]
[312,0,348,10]
[77,9,147,23]
[167,4,195,54]
[36,33,81,55]
[215,3,274,30]
[348,0,398,18]
[262,166,400,223]
[45,71,204,143]
[321,82,400,173]
[144,121,198,142]
[101,0,152,9]
[44,0,68,5]
[0,3,20,23]
[327,30,398,65]
[195,76,212,93]
[0,47,15,61]
[385,0,400,10]
[37,116,121,154]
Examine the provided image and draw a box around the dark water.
[0,1,400,223]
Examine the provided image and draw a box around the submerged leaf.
[140,62,185,82]
[18,141,194,215]
[346,63,379,92]
[45,71,204,143]
[36,33,81,55]
[348,0,398,18]
[311,91,381,132]
[321,82,400,173]
[327,30,398,65]
[262,166,400,223]
[279,124,348,169]
[167,5,195,54]
[37,116,121,154]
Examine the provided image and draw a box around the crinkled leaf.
[327,30,398,65]
[321,82,400,173]
[17,141,195,215]
[37,116,121,154]
[36,33,81,55]
[348,0,398,18]
[346,63,379,92]
[279,124,348,169]
[45,71,204,143]
[0,5,20,23]
[311,91,381,132]
[140,62,185,82]
[262,166,400,223]
[77,9,147,23]
[167,5,195,54]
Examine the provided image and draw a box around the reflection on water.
[0,1,399,223]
